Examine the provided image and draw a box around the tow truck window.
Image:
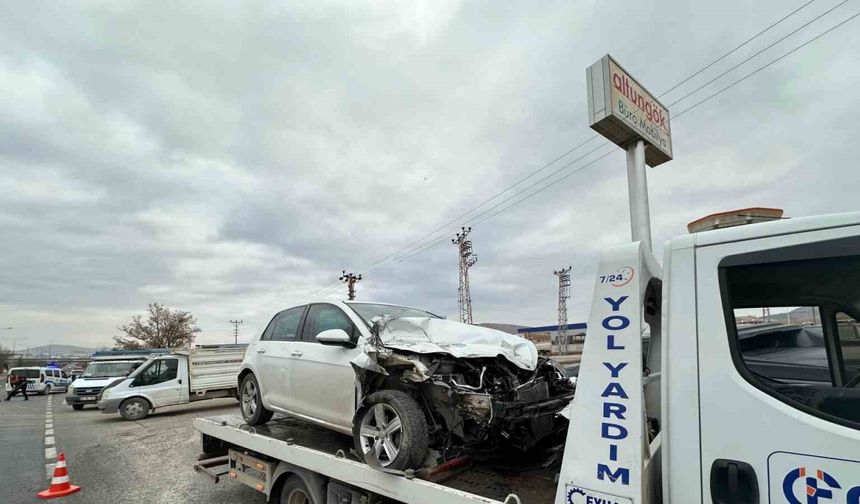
[721,243,860,430]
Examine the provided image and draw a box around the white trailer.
[98,344,247,420]
[194,213,860,503]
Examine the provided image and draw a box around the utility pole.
[452,227,478,324]
[339,271,362,301]
[554,267,572,354]
[229,320,243,344]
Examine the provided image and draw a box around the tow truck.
[192,212,860,503]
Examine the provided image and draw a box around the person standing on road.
[5,372,30,401]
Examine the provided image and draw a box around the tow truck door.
[695,225,860,504]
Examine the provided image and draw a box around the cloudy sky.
[1,0,859,349]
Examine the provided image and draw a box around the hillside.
[24,344,97,357]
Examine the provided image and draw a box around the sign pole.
[625,139,652,251]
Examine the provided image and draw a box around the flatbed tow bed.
[194,414,557,504]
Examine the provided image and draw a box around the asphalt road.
[0,393,265,504]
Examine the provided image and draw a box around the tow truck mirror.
[316,329,354,348]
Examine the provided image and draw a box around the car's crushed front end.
[351,316,576,462]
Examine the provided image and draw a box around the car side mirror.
[316,329,355,347]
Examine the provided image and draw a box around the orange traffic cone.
[37,452,81,499]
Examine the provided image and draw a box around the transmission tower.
[554,266,572,354]
[452,227,478,324]
[229,319,243,344]
[339,271,362,301]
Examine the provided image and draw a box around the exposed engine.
[353,315,577,462]
[368,352,575,456]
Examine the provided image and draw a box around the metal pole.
[626,139,652,251]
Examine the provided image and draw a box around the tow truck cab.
[559,212,860,504]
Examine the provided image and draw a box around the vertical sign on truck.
[586,54,673,251]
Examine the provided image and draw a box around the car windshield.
[81,362,140,378]
[10,369,40,378]
[347,303,442,325]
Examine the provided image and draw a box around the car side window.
[269,306,305,342]
[303,304,357,342]
[132,359,179,386]
[721,241,860,430]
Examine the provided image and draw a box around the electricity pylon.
[554,266,572,354]
[452,227,478,324]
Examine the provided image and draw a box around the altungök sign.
[587,55,673,167]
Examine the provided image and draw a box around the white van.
[65,359,146,410]
[5,367,72,395]
[98,344,246,420]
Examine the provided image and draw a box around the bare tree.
[114,303,201,350]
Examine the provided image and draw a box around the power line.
[668,0,849,108]
[356,1,829,279]
[296,3,859,297]
[368,135,603,269]
[658,0,818,98]
[674,8,860,119]
[363,7,860,272]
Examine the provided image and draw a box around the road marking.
[45,394,58,464]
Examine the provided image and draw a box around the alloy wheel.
[358,403,403,466]
[242,380,258,417]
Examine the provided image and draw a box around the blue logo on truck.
[783,467,860,504]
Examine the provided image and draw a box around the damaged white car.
[237,301,575,471]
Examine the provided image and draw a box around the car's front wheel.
[71,404,84,411]
[353,390,428,471]
[119,397,150,420]
[240,374,273,426]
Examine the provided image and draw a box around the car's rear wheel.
[72,404,84,411]
[353,390,428,471]
[240,374,273,426]
[42,384,52,396]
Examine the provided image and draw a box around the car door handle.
[257,348,266,354]
[710,459,759,504]
[291,351,303,357]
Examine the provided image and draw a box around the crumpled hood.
[375,317,538,371]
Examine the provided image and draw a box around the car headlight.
[67,386,75,395]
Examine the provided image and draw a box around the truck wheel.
[278,475,316,504]
[240,374,273,426]
[119,397,150,420]
[353,390,428,471]
[72,404,85,411]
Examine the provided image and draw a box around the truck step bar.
[193,455,230,483]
